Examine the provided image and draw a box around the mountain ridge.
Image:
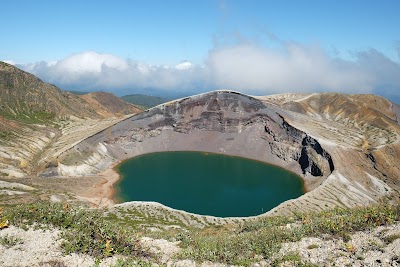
[0,61,142,123]
[0,61,142,176]
[121,93,169,109]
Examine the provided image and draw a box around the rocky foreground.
[0,205,399,267]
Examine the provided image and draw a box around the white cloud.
[15,42,400,100]
[207,43,374,94]
[19,51,207,93]
[55,51,129,73]
[175,61,193,70]
[2,60,15,65]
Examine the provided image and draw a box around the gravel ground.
[0,222,399,267]
[0,226,134,267]
[266,222,400,267]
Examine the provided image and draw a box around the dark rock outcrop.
[264,115,334,177]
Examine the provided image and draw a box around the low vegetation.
[383,233,400,244]
[175,203,399,265]
[0,110,56,124]
[0,201,399,266]
[0,234,23,248]
[2,202,152,260]
[272,252,317,267]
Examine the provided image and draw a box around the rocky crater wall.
[40,91,400,216]
[46,91,334,185]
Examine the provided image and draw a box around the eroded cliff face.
[264,116,334,177]
[42,91,400,216]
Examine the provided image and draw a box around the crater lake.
[115,151,305,217]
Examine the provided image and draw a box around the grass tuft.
[307,244,319,249]
[0,234,23,248]
[383,233,400,244]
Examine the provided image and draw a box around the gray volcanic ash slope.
[47,90,400,216]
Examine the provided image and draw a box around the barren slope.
[81,92,142,117]
[0,62,143,177]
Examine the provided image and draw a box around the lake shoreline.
[113,151,305,217]
[77,161,121,208]
[85,149,308,213]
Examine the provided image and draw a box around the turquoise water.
[115,151,305,217]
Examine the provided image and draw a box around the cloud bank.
[207,44,374,94]
[20,52,208,95]
[14,42,400,100]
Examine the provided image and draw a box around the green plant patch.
[177,203,400,266]
[0,200,398,267]
[0,234,23,248]
[0,110,56,124]
[383,233,400,244]
[3,202,152,259]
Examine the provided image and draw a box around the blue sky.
[1,0,400,100]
